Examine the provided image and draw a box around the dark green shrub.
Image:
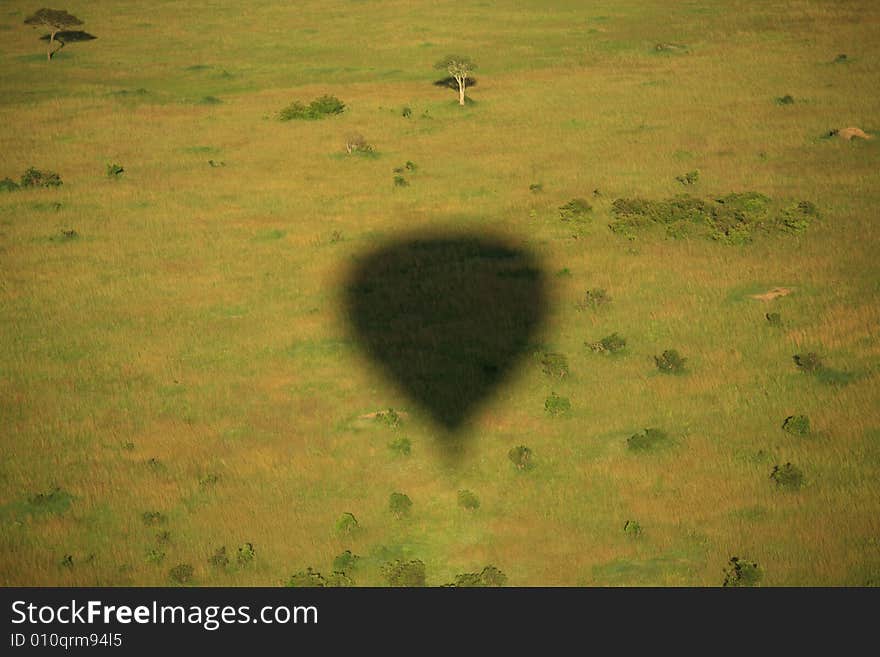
[286,567,326,587]
[582,287,611,309]
[770,463,804,491]
[559,198,592,222]
[655,349,686,374]
[324,571,354,587]
[451,565,507,587]
[335,512,359,535]
[401,106,412,118]
[782,415,810,436]
[169,564,194,584]
[766,312,782,326]
[405,160,417,172]
[675,170,699,185]
[383,559,426,587]
[21,167,62,188]
[723,557,763,587]
[623,520,642,537]
[145,548,165,565]
[155,531,171,544]
[27,487,73,514]
[106,163,124,178]
[778,200,818,234]
[0,177,20,192]
[544,392,571,416]
[332,550,360,574]
[793,352,823,373]
[529,183,543,193]
[237,542,255,566]
[393,175,408,187]
[540,352,569,378]
[389,492,412,518]
[279,101,310,120]
[279,95,345,120]
[389,436,411,456]
[209,546,229,568]
[834,53,848,63]
[775,95,795,105]
[508,445,533,470]
[457,489,480,510]
[588,332,627,353]
[199,473,220,487]
[627,428,669,451]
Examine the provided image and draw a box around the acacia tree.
[434,55,476,106]
[24,9,83,61]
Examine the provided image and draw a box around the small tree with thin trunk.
[24,9,83,61]
[434,55,476,106]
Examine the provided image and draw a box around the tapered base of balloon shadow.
[343,231,547,438]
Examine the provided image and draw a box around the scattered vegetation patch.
[770,463,804,491]
[286,567,326,587]
[457,489,480,510]
[559,198,593,223]
[374,408,402,428]
[0,177,21,192]
[237,542,255,566]
[544,392,571,417]
[675,170,699,185]
[540,351,569,378]
[141,511,166,526]
[449,565,507,587]
[209,547,229,568]
[627,428,670,451]
[169,564,194,584]
[145,548,165,565]
[723,557,763,587]
[279,95,345,120]
[335,512,359,535]
[401,106,412,118]
[393,175,408,187]
[580,287,611,309]
[382,559,426,586]
[765,312,782,327]
[332,550,360,574]
[26,487,73,515]
[388,436,411,456]
[775,94,795,105]
[655,349,686,374]
[782,415,810,436]
[508,445,534,470]
[529,183,543,193]
[389,492,412,518]
[199,95,222,105]
[20,167,63,188]
[588,332,627,354]
[793,352,823,374]
[609,192,818,243]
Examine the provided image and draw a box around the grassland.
[1,0,878,586]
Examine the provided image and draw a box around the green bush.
[324,571,354,587]
[286,567,326,587]
[782,415,810,436]
[770,463,804,491]
[335,512,359,535]
[389,492,412,518]
[141,511,166,526]
[540,352,569,378]
[450,565,507,587]
[106,163,124,178]
[389,436,411,456]
[0,177,20,192]
[544,392,571,416]
[508,445,533,470]
[529,183,543,193]
[779,200,818,234]
[559,198,593,222]
[332,550,360,574]
[401,106,412,118]
[374,408,401,428]
[237,542,255,566]
[279,95,345,120]
[623,520,642,538]
[145,548,165,565]
[383,559,426,587]
[588,333,627,354]
[775,94,795,105]
[655,349,686,374]
[169,564,194,584]
[457,489,480,510]
[793,352,823,373]
[723,557,763,587]
[627,428,669,451]
[393,175,408,187]
[21,167,62,188]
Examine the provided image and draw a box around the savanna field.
[1,1,878,586]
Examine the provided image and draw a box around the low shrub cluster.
[279,95,345,120]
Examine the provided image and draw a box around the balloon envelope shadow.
[343,232,547,435]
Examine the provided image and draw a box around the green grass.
[0,0,879,586]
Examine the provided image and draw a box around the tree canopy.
[24,9,85,61]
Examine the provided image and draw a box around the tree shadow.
[342,230,548,444]
[40,30,97,56]
[432,76,478,90]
